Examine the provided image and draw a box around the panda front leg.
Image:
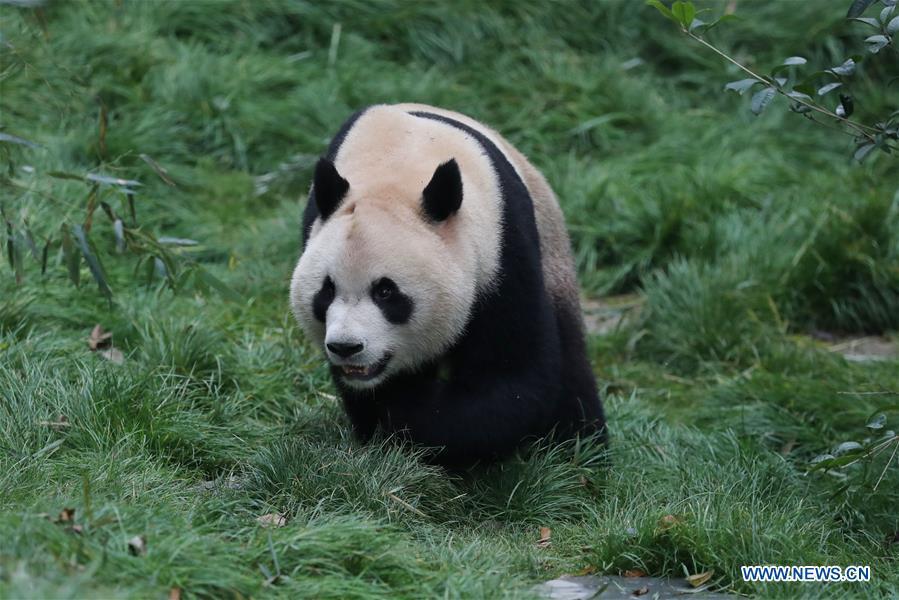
[341,393,379,443]
[383,376,553,467]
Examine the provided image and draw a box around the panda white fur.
[290,103,606,467]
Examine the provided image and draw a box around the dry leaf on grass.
[52,508,83,533]
[128,535,146,556]
[57,507,75,523]
[686,569,714,587]
[88,325,112,350]
[624,569,647,578]
[99,348,125,364]
[88,325,125,363]
[168,587,182,600]
[780,438,797,455]
[40,415,70,429]
[256,513,287,528]
[536,526,552,548]
[657,514,683,531]
[574,565,596,576]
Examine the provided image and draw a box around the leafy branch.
[647,0,899,161]
[1,138,240,304]
[811,410,899,494]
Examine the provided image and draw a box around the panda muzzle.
[336,353,392,381]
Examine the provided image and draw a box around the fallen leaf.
[633,585,649,596]
[40,415,70,429]
[99,348,125,364]
[88,324,113,350]
[57,508,75,523]
[168,587,181,600]
[69,524,84,534]
[128,535,146,556]
[624,569,647,578]
[536,526,552,548]
[657,514,682,531]
[686,569,714,587]
[780,439,797,455]
[574,565,596,576]
[256,513,287,528]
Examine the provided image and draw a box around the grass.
[1,0,898,597]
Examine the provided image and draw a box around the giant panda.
[290,103,606,468]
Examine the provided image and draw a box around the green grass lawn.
[2,1,898,598]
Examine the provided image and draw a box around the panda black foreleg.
[341,394,378,443]
[380,377,553,467]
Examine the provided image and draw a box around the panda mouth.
[338,354,391,381]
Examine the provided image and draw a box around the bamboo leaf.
[817,82,843,96]
[724,78,761,95]
[158,237,199,247]
[61,225,81,287]
[782,56,807,66]
[887,15,899,34]
[86,173,142,188]
[853,142,877,162]
[834,441,863,456]
[846,0,877,18]
[0,132,40,148]
[786,91,813,101]
[671,1,695,28]
[864,34,890,53]
[71,224,112,300]
[750,87,776,115]
[646,0,678,22]
[866,413,887,430]
[100,201,118,222]
[41,236,51,275]
[23,224,39,260]
[849,17,880,28]
[827,59,856,77]
[114,219,125,253]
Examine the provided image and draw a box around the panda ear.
[314,158,349,221]
[422,159,463,222]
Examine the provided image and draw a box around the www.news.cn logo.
[741,565,871,583]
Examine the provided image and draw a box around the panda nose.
[327,341,364,358]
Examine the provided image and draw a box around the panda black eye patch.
[371,277,414,324]
[312,276,336,322]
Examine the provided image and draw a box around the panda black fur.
[291,104,605,468]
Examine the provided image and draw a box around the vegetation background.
[1,0,897,597]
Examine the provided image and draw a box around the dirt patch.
[536,575,733,599]
[825,336,897,362]
[581,294,644,336]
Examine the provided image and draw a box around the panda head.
[290,157,473,389]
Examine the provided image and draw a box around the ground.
[1,1,897,598]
